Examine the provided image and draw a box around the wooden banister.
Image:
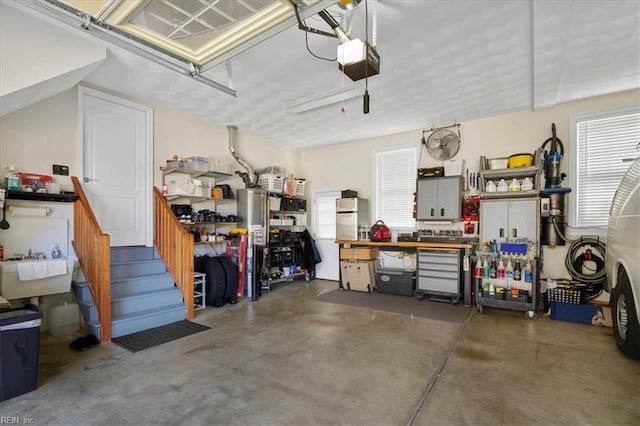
[153,187,194,319]
[71,176,111,342]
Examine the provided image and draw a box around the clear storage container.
[49,301,79,337]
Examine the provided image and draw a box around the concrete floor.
[1,279,638,425]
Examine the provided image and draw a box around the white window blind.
[313,192,339,239]
[375,146,417,228]
[571,108,640,229]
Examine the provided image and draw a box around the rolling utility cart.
[475,257,539,320]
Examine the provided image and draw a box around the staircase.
[74,246,186,338]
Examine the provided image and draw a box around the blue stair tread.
[78,299,95,308]
[110,273,172,284]
[110,258,164,266]
[110,287,180,302]
[112,303,185,322]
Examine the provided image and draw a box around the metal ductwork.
[228,125,258,187]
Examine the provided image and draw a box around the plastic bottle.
[474,258,482,278]
[3,165,20,191]
[505,256,514,280]
[489,258,497,279]
[497,178,508,192]
[51,243,62,259]
[482,258,490,278]
[513,257,522,281]
[497,258,506,279]
[524,259,533,283]
[508,178,521,192]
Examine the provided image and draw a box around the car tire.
[611,271,640,360]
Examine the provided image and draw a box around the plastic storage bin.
[184,156,209,172]
[259,174,285,194]
[1,305,42,401]
[376,269,416,296]
[293,178,306,196]
[49,301,79,337]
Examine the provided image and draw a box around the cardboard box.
[340,247,379,260]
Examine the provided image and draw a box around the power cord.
[563,235,606,300]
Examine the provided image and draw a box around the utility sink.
[0,258,74,300]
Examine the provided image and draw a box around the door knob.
[83,177,98,183]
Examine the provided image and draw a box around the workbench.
[0,296,11,309]
[335,240,476,305]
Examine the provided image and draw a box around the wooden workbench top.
[0,295,11,309]
[335,240,476,250]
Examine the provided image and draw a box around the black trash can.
[0,304,42,401]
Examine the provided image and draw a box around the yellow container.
[508,153,533,168]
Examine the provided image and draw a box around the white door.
[313,190,341,281]
[79,87,153,247]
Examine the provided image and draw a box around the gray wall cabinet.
[416,176,462,220]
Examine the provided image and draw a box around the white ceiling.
[4,0,640,151]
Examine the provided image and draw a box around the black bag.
[214,184,235,199]
[370,220,391,242]
[197,255,227,308]
[214,256,239,304]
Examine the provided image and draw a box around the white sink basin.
[0,258,74,300]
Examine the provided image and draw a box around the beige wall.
[1,85,638,279]
[301,89,640,195]
[300,89,639,278]
[0,85,300,194]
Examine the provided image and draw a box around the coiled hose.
[563,235,606,300]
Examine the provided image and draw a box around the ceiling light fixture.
[337,0,362,10]
[286,85,364,113]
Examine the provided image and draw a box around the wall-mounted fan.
[423,127,461,161]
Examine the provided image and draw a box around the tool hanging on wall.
[540,123,571,247]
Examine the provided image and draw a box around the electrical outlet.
[53,164,69,176]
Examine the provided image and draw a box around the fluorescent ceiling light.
[286,85,364,113]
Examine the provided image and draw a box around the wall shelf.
[160,166,232,180]
[163,194,235,203]
[6,190,79,203]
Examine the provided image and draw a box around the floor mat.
[112,320,211,353]
[313,289,472,323]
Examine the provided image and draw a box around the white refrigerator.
[336,197,369,240]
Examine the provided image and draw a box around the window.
[569,106,640,231]
[374,146,417,228]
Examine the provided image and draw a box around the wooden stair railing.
[71,176,111,342]
[153,187,194,320]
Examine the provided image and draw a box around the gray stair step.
[86,321,100,340]
[111,304,186,338]
[73,280,93,301]
[111,273,176,298]
[78,300,99,322]
[110,246,158,263]
[110,259,167,280]
[111,288,183,317]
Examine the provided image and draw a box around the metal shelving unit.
[262,193,308,292]
[193,272,206,311]
[478,149,543,199]
[160,166,233,203]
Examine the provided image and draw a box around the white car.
[606,156,640,359]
